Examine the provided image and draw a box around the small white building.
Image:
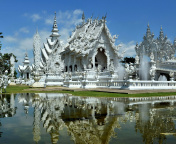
[18,53,33,80]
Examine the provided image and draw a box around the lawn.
[3,85,176,97]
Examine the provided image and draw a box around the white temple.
[17,12,176,90]
[18,53,33,80]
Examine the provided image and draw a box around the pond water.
[1,93,176,144]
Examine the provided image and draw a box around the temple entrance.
[95,48,107,71]
[27,73,29,79]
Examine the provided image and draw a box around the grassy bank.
[3,85,176,97]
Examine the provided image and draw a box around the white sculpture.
[10,55,15,78]
[149,63,156,80]
[135,55,139,64]
[9,55,16,85]
[150,52,154,62]
[109,61,114,72]
[169,71,174,81]
[125,63,135,79]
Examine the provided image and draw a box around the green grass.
[3,85,176,97]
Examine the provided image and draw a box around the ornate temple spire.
[146,23,151,38]
[50,12,60,41]
[159,25,164,40]
[33,29,41,71]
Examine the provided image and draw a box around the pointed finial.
[82,12,85,20]
[159,25,164,40]
[146,22,152,38]
[25,48,28,57]
[160,25,163,31]
[54,12,57,22]
[50,12,60,41]
[105,12,107,19]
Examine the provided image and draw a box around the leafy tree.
[121,57,135,64]
[0,53,18,77]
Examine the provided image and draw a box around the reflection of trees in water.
[0,94,16,118]
[0,94,17,139]
[135,104,176,144]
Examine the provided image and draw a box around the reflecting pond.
[1,93,176,144]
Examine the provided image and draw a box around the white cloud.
[45,18,53,25]
[4,36,17,43]
[19,37,33,51]
[39,29,51,44]
[119,41,136,57]
[73,9,82,15]
[31,14,41,22]
[19,27,29,33]
[59,28,71,44]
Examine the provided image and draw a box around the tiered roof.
[40,13,61,69]
[18,53,33,73]
[62,14,120,57]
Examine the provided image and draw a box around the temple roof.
[62,15,119,56]
[40,13,63,70]
[18,53,33,72]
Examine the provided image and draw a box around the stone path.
[24,86,176,94]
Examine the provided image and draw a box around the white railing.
[123,80,176,90]
[44,71,176,90]
[63,79,176,90]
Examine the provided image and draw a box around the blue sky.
[1,0,176,67]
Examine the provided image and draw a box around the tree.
[0,32,18,78]
[121,57,135,64]
[0,53,18,77]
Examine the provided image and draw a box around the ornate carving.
[149,63,156,80]
[150,52,154,62]
[135,55,139,64]
[109,60,114,72]
[33,30,41,71]
[169,71,174,78]
[10,55,15,77]
[125,63,135,79]
[135,25,175,62]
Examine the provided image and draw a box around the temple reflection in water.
[1,93,176,144]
